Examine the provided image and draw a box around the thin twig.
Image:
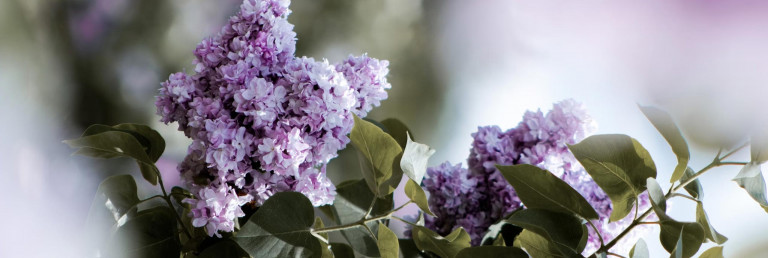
[594,149,749,255]
[587,220,605,248]
[362,223,377,241]
[669,193,699,203]
[392,216,419,227]
[154,166,192,239]
[719,161,749,166]
[313,201,413,234]
[720,142,749,160]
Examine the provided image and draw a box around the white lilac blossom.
[424,99,651,252]
[156,0,390,237]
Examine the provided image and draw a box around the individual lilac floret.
[425,99,651,250]
[336,54,391,117]
[185,184,252,237]
[156,0,390,237]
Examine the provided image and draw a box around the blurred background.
[2,0,768,257]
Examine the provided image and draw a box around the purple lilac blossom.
[335,54,392,117]
[422,162,486,238]
[156,0,391,237]
[424,99,652,251]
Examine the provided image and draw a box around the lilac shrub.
[424,99,651,253]
[156,0,390,237]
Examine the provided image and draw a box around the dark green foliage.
[505,209,587,256]
[456,246,528,258]
[332,179,394,257]
[497,164,599,220]
[350,115,404,197]
[411,226,472,258]
[233,192,321,258]
[330,243,356,258]
[65,123,165,185]
[680,167,702,199]
[197,239,249,258]
[568,134,656,221]
[105,206,181,258]
[88,175,141,223]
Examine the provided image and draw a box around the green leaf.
[400,133,436,184]
[405,179,435,216]
[138,162,160,185]
[505,209,586,255]
[568,134,657,221]
[198,239,250,258]
[695,202,727,244]
[456,246,529,258]
[497,164,599,220]
[80,123,166,162]
[512,230,569,258]
[639,105,690,183]
[399,238,427,258]
[74,147,123,159]
[381,118,412,149]
[65,130,159,185]
[577,224,588,252]
[330,243,355,258]
[313,217,329,242]
[234,192,321,258]
[332,179,394,257]
[105,206,180,258]
[88,175,141,223]
[317,205,335,222]
[680,167,702,199]
[412,226,471,258]
[493,233,506,246]
[647,179,706,258]
[319,245,332,258]
[698,246,724,258]
[170,186,192,209]
[732,162,768,212]
[444,227,472,243]
[318,236,333,258]
[658,221,705,258]
[113,124,166,162]
[378,223,400,258]
[629,238,648,258]
[480,221,512,246]
[350,115,404,197]
[646,178,668,216]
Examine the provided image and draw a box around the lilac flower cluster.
[156,0,390,237]
[424,99,651,251]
